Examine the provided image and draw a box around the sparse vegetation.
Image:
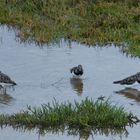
[0,98,139,130]
[0,0,140,56]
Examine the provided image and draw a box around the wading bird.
[70,65,83,76]
[113,72,140,85]
[0,71,16,87]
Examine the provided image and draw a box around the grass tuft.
[0,98,139,130]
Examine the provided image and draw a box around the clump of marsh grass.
[0,98,139,130]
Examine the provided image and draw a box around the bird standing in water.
[0,71,16,87]
[113,72,140,85]
[70,65,83,76]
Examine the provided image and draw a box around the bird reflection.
[70,77,83,96]
[0,85,15,105]
[115,87,140,102]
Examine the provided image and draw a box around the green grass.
[0,98,139,131]
[0,0,140,56]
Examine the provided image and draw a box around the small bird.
[113,72,140,85]
[0,71,16,86]
[70,65,83,76]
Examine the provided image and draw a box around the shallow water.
[0,25,140,140]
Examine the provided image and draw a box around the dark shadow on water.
[115,87,140,103]
[0,92,14,106]
[1,125,129,140]
[0,85,15,105]
[70,77,83,96]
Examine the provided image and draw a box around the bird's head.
[12,80,17,85]
[78,65,83,70]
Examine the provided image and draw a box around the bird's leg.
[0,85,7,94]
[3,87,7,94]
[0,84,3,89]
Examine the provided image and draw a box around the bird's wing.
[113,74,137,85]
[0,72,12,83]
[70,67,76,73]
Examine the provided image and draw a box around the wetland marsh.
[0,26,140,140]
[0,0,140,139]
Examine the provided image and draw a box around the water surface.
[0,26,140,140]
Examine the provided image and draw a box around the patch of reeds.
[0,0,140,56]
[0,98,139,130]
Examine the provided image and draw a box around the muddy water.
[0,25,140,140]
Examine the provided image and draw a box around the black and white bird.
[0,71,16,86]
[113,72,140,85]
[70,65,83,76]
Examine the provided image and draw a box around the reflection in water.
[115,87,140,102]
[70,77,83,96]
[0,85,15,105]
[2,124,128,140]
[0,93,14,105]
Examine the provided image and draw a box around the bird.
[0,71,16,86]
[113,72,140,85]
[70,65,83,76]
